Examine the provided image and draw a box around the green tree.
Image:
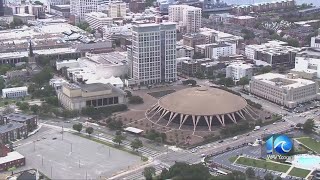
[77,21,90,30]
[241,29,256,40]
[237,77,250,89]
[130,138,143,151]
[264,173,273,180]
[0,64,12,75]
[34,1,43,5]
[303,119,315,134]
[30,104,40,114]
[275,177,282,180]
[245,167,255,178]
[113,135,126,146]
[32,66,53,85]
[159,162,211,180]
[45,96,59,106]
[259,66,272,74]
[85,127,94,136]
[145,0,156,7]
[0,77,5,92]
[218,77,234,87]
[18,102,29,111]
[128,96,144,104]
[125,90,132,97]
[287,38,300,47]
[73,123,83,133]
[143,166,156,180]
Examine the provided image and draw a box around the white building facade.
[311,36,320,48]
[2,87,28,98]
[85,12,113,30]
[226,62,253,81]
[108,2,126,18]
[293,48,320,78]
[70,0,98,23]
[128,22,177,85]
[168,5,201,33]
[249,73,318,108]
[211,42,236,59]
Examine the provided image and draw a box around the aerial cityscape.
[0,0,320,179]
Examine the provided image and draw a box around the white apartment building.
[226,62,253,81]
[168,5,201,33]
[292,48,320,79]
[249,73,318,108]
[176,45,194,58]
[108,2,126,18]
[2,87,28,98]
[85,12,113,30]
[245,40,288,60]
[48,0,68,6]
[311,35,320,48]
[128,22,177,85]
[212,43,236,59]
[70,0,98,23]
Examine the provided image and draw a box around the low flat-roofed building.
[2,87,28,99]
[2,113,38,132]
[245,40,299,66]
[230,15,255,26]
[57,83,126,110]
[249,73,318,108]
[50,5,70,18]
[5,69,28,80]
[56,59,80,70]
[13,13,35,23]
[195,42,236,59]
[292,48,320,79]
[0,122,27,144]
[181,58,212,76]
[85,12,113,30]
[183,33,206,48]
[226,62,253,82]
[176,45,194,58]
[0,151,25,171]
[49,78,68,91]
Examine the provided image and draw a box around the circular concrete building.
[146,87,256,131]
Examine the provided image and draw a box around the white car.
[272,122,276,125]
[191,149,197,153]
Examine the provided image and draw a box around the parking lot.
[15,126,143,179]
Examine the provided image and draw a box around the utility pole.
[42,155,43,166]
[62,126,64,140]
[71,143,73,152]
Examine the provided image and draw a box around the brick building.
[0,144,25,171]
[2,113,38,132]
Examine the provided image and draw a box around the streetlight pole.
[62,126,64,140]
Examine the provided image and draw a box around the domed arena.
[146,86,257,131]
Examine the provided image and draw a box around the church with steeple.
[26,40,41,75]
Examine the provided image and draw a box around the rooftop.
[0,151,24,165]
[0,122,25,134]
[228,62,253,69]
[158,87,247,116]
[85,12,112,19]
[79,83,112,92]
[252,73,315,89]
[4,113,37,122]
[233,15,255,20]
[2,86,28,92]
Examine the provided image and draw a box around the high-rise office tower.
[70,0,98,24]
[128,22,177,85]
[168,5,201,33]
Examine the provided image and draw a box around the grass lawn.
[148,90,176,99]
[288,167,310,178]
[228,156,238,163]
[73,132,148,162]
[235,157,290,172]
[295,137,320,154]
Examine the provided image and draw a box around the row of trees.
[72,123,94,136]
[112,131,143,151]
[81,104,128,120]
[128,96,144,104]
[143,163,283,180]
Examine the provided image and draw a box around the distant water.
[225,0,320,6]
